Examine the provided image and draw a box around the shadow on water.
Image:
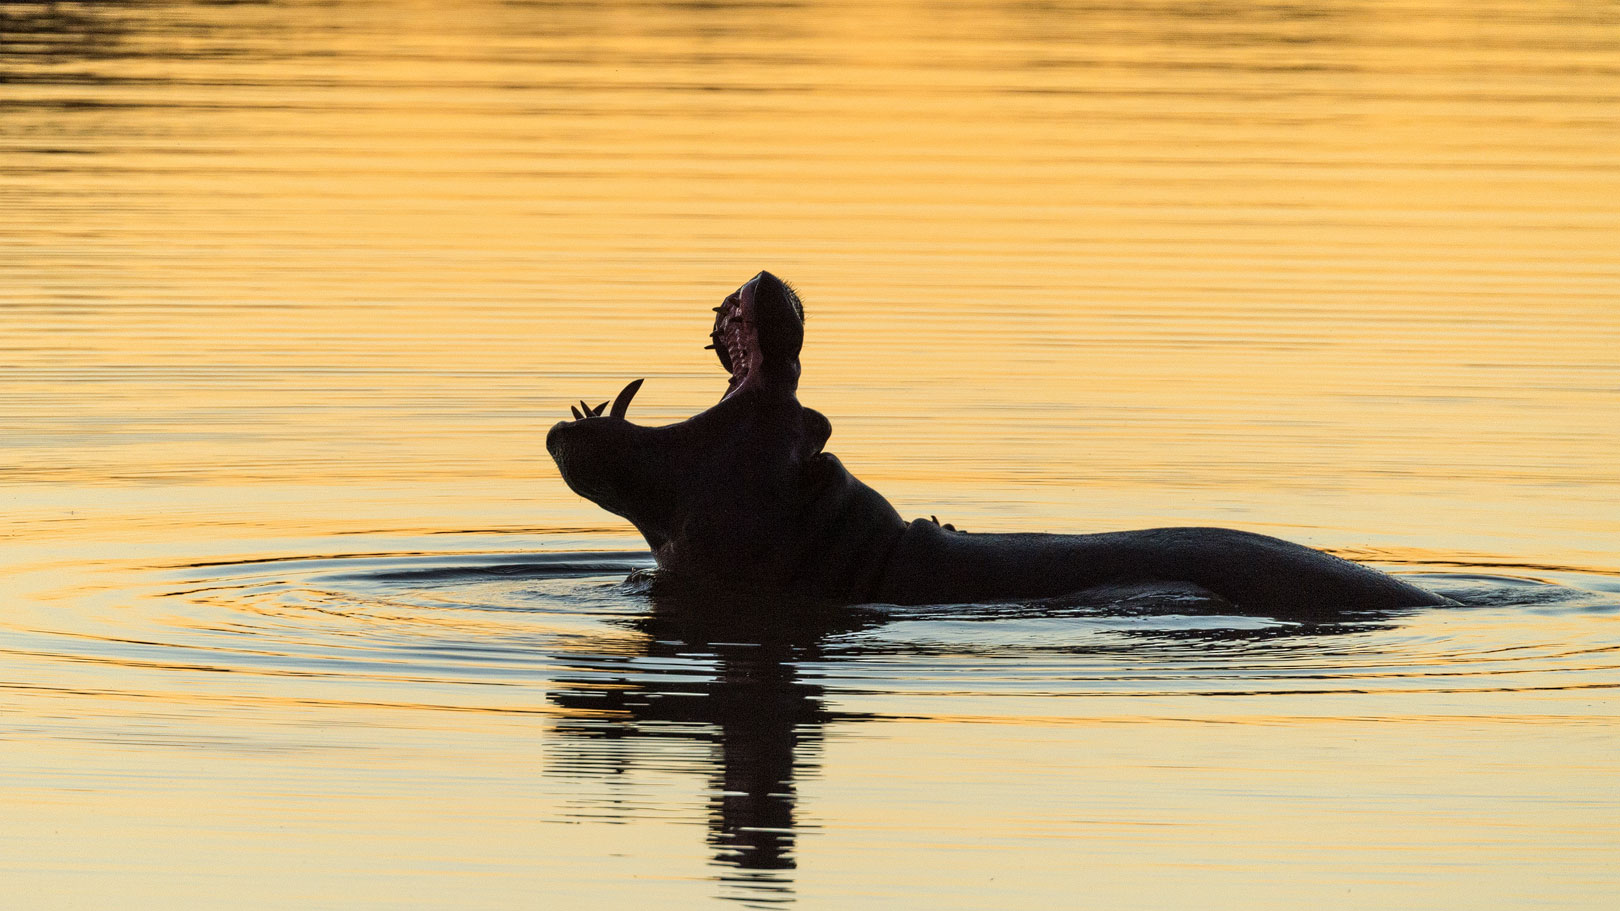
[537,576,1411,906]
[545,588,883,905]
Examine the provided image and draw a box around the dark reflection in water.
[540,578,1413,905]
[0,1,126,71]
[547,590,881,904]
[13,0,1611,103]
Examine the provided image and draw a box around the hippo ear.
[795,407,832,461]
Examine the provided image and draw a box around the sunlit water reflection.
[4,0,1618,907]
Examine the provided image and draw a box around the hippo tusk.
[569,405,583,420]
[609,378,644,419]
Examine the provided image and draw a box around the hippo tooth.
[570,405,583,420]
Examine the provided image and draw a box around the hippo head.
[546,271,836,586]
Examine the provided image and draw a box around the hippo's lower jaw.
[547,272,1449,619]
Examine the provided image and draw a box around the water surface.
[3,1,1618,907]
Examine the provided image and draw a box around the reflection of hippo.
[547,271,1447,618]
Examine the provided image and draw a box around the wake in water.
[141,549,1620,674]
[8,549,1612,695]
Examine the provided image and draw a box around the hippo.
[546,271,1447,618]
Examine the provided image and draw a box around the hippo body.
[546,272,1446,618]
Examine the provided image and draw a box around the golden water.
[3,1,1618,907]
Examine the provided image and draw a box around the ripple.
[8,550,1618,717]
[3,545,1616,905]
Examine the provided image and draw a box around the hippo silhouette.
[547,272,1446,619]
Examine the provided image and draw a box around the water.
[3,1,1618,907]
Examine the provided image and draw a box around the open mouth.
[707,289,758,398]
[702,271,803,401]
